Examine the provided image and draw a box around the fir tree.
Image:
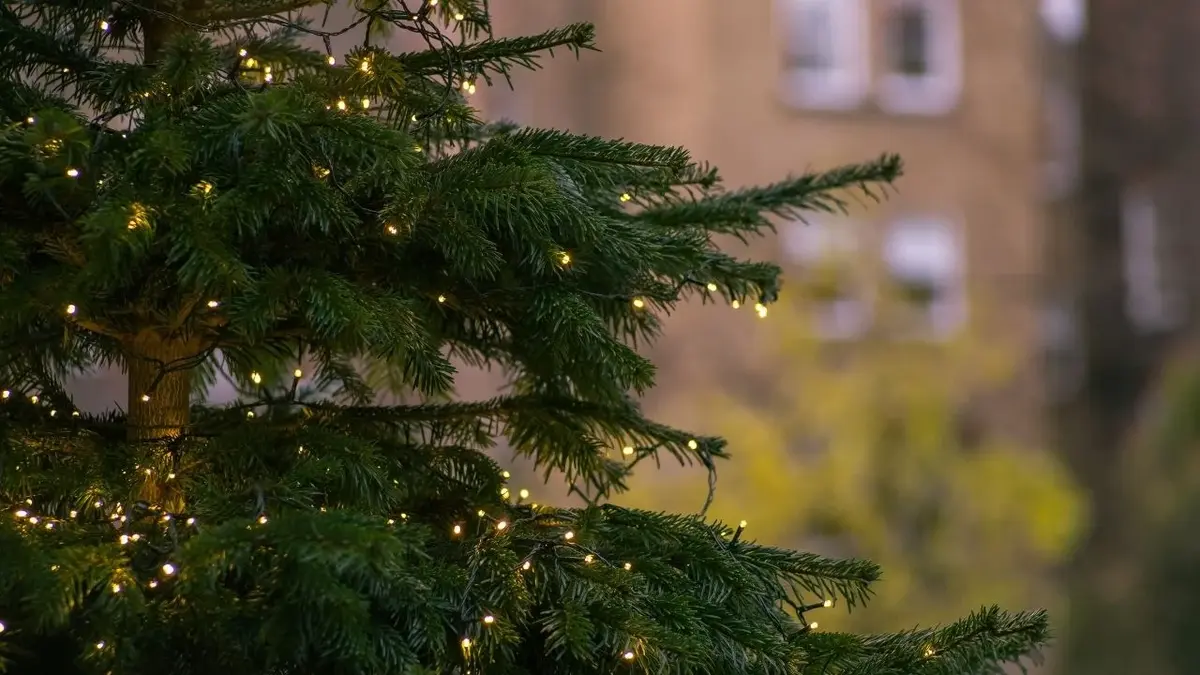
[0,2,1048,674]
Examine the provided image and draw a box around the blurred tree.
[620,262,1086,635]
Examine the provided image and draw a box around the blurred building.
[481,0,1084,443]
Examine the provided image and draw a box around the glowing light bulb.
[452,524,462,535]
[924,646,936,657]
[96,641,105,649]
[502,470,511,479]
[453,12,464,20]
[460,637,471,648]
[65,303,78,315]
[437,295,446,303]
[516,489,529,501]
[28,395,37,404]
[119,534,130,545]
[27,517,38,525]
[66,168,79,178]
[161,563,176,576]
[148,580,159,588]
[361,97,371,109]
[293,368,303,379]
[739,520,748,528]
[335,99,347,111]
[246,411,255,419]
[755,303,768,318]
[623,651,635,661]
[559,252,571,265]
[25,116,33,124]
[522,561,531,570]
[186,518,195,526]
[496,520,508,531]
[206,300,219,308]
[68,510,77,518]
[622,446,634,456]
[809,621,819,630]
[584,554,594,563]
[140,394,150,402]
[386,224,399,235]
[359,59,371,73]
[482,615,495,624]
[623,562,632,571]
[499,487,509,498]
[1,390,8,399]
[14,510,27,518]
[110,583,121,593]
[99,20,109,31]
[564,531,574,540]
[0,621,5,633]
[257,515,268,525]
[327,55,336,65]
[706,282,718,291]
[238,48,248,57]
[619,193,632,202]
[731,300,741,309]
[687,439,699,450]
[823,598,833,607]
[632,298,645,309]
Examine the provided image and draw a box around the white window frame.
[778,0,869,111]
[882,216,966,338]
[782,220,872,339]
[1121,184,1183,332]
[1041,0,1086,43]
[877,0,963,116]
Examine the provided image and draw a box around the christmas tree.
[0,2,1049,673]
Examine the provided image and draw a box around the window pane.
[891,6,930,75]
[791,4,834,70]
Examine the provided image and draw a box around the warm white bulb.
[66,168,79,177]
[518,488,530,499]
[482,615,495,624]
[257,515,268,525]
[731,300,741,309]
[460,637,471,648]
[687,439,699,450]
[496,520,508,531]
[1,390,8,399]
[186,517,195,526]
[823,599,833,607]
[359,60,371,73]
[250,371,262,384]
[140,394,150,402]
[14,510,27,518]
[161,563,176,575]
[502,470,511,479]
[95,641,105,649]
[110,583,121,593]
[293,368,303,379]
[809,621,819,629]
[452,524,462,535]
[632,298,645,309]
[27,516,38,525]
[148,580,159,588]
[584,554,594,563]
[437,295,446,303]
[28,395,37,404]
[206,300,219,308]
[335,99,347,111]
[361,97,371,109]
[99,20,109,31]
[739,520,748,528]
[453,12,464,20]
[119,534,130,545]
[0,621,5,633]
[327,55,336,65]
[522,561,531,570]
[564,531,574,540]
[623,562,632,571]
[707,282,718,291]
[238,48,248,57]
[623,651,635,661]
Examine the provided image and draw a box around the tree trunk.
[125,333,197,442]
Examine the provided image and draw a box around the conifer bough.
[0,1,1048,673]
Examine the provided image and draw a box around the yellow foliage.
[622,286,1086,632]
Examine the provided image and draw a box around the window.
[878,0,962,115]
[782,220,871,339]
[1041,0,1086,42]
[1121,185,1182,332]
[779,0,868,110]
[1042,85,1081,198]
[882,217,965,337]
